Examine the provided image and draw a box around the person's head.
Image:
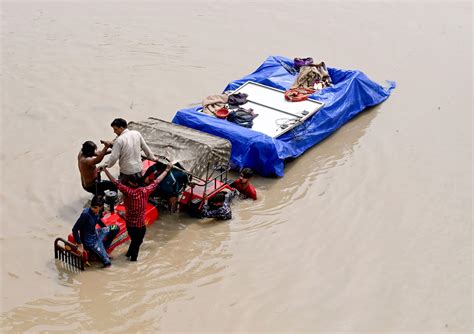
[110,118,128,136]
[238,168,254,185]
[90,195,105,214]
[127,174,143,188]
[208,191,226,208]
[81,141,97,157]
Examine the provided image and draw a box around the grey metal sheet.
[129,117,231,178]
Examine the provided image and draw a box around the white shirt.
[106,129,154,175]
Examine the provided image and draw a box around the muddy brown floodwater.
[1,1,471,332]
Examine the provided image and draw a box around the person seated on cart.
[72,195,120,267]
[143,161,189,213]
[230,168,257,200]
[201,191,233,220]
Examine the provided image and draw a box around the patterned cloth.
[202,201,232,220]
[290,62,333,90]
[112,179,161,227]
[201,191,234,220]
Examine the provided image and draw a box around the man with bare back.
[78,140,117,195]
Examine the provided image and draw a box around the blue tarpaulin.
[172,55,396,177]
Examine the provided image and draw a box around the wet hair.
[91,195,105,207]
[110,118,127,129]
[209,191,226,205]
[240,168,254,179]
[82,141,97,157]
[128,174,143,187]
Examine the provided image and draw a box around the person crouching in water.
[101,163,172,261]
[202,191,233,220]
[72,195,119,267]
[230,167,257,200]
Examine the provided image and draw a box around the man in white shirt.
[102,118,155,185]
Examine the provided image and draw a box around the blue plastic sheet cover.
[172,55,396,177]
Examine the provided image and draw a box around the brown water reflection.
[233,106,379,233]
[2,213,231,332]
[1,1,471,332]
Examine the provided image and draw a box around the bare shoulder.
[79,154,97,166]
[78,152,86,162]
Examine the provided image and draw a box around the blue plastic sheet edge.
[172,55,396,177]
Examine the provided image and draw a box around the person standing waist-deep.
[102,118,155,185]
[230,168,257,200]
[101,163,171,261]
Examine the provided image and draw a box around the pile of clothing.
[285,57,333,102]
[202,92,258,128]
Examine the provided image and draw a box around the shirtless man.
[78,140,117,195]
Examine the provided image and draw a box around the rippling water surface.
[1,1,471,332]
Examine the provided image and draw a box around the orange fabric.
[284,88,315,102]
